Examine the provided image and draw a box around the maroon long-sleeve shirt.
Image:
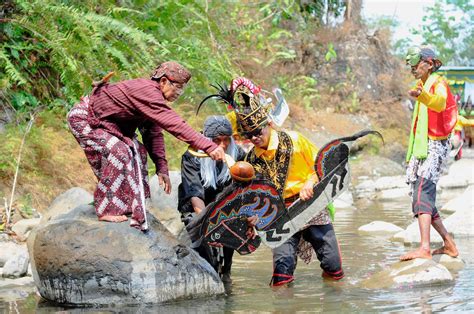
[89,78,217,176]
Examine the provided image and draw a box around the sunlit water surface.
[1,190,473,313]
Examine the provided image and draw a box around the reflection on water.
[1,196,473,313]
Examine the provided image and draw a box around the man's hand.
[246,215,258,239]
[409,81,423,98]
[208,146,225,161]
[299,176,317,201]
[190,197,205,214]
[158,173,171,194]
[408,86,422,98]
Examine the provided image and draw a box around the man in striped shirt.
[67,61,225,231]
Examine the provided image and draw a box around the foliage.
[0,0,240,117]
[410,0,473,65]
[325,43,337,62]
[296,0,346,25]
[0,0,352,120]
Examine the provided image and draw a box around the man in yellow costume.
[227,77,344,286]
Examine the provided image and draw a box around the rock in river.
[27,204,224,306]
[360,258,453,289]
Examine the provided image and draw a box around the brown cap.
[151,61,191,84]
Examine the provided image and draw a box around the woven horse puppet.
[198,129,383,254]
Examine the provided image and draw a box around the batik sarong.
[67,96,150,230]
[295,208,332,264]
[406,138,450,188]
[405,138,449,221]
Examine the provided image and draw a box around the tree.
[411,0,473,65]
[344,0,362,23]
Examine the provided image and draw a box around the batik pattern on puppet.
[296,208,332,264]
[67,96,150,230]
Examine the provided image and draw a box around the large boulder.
[2,244,29,278]
[42,187,93,223]
[354,179,376,199]
[391,220,443,244]
[0,242,25,267]
[442,193,474,237]
[27,204,224,306]
[376,187,410,201]
[432,254,465,271]
[12,218,41,240]
[360,258,453,289]
[149,171,184,237]
[373,175,406,191]
[360,175,410,201]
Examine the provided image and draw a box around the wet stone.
[28,204,224,306]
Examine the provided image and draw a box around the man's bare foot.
[98,215,128,223]
[400,248,432,261]
[432,243,459,258]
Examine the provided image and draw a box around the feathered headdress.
[197,77,268,134]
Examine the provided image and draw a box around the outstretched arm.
[416,81,448,113]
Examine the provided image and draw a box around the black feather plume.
[196,82,236,115]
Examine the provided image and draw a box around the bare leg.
[400,214,432,261]
[99,215,128,223]
[431,218,458,257]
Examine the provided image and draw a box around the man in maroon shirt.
[67,61,225,231]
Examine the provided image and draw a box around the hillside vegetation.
[1,0,411,213]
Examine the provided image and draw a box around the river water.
[1,189,473,313]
